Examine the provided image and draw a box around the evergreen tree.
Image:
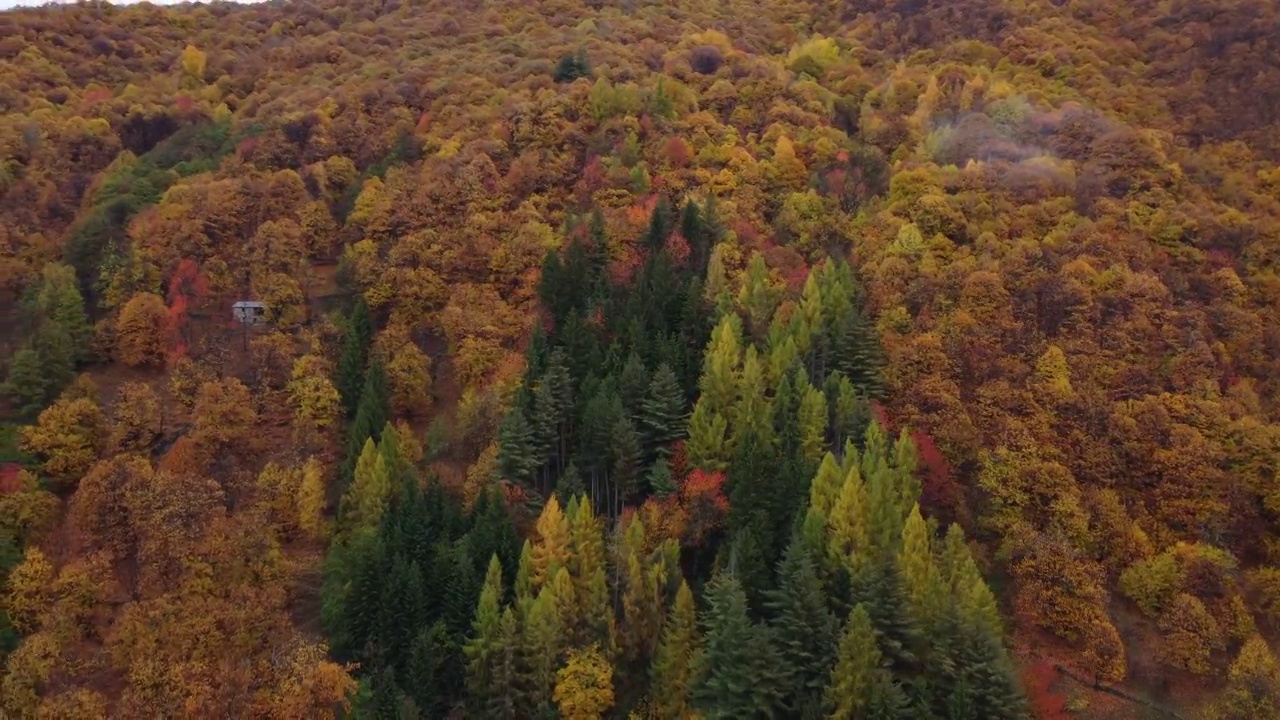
[686,399,730,472]
[898,504,944,634]
[339,438,392,534]
[337,299,373,416]
[827,604,910,720]
[32,262,91,362]
[3,345,49,420]
[557,462,586,499]
[465,556,505,710]
[611,414,643,507]
[638,363,687,453]
[523,583,566,713]
[531,494,572,591]
[489,607,521,720]
[827,464,871,577]
[768,539,839,718]
[797,384,829,469]
[852,560,921,673]
[355,355,390,442]
[570,499,612,649]
[647,457,676,496]
[650,579,700,719]
[732,346,773,447]
[498,405,539,485]
[692,572,783,719]
[619,352,650,415]
[700,315,742,414]
[810,453,845,520]
[405,621,457,717]
[31,322,76,400]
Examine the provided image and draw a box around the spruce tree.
[619,351,650,414]
[638,363,687,453]
[647,457,676,496]
[357,355,390,441]
[852,560,921,673]
[650,579,700,719]
[692,572,783,719]
[337,299,373,416]
[611,414,643,506]
[406,620,458,717]
[498,406,539,485]
[767,539,838,718]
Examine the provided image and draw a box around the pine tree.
[523,583,566,712]
[797,383,828,469]
[810,453,844,519]
[692,572,783,719]
[619,518,665,676]
[768,539,839,718]
[339,438,392,533]
[732,346,772,447]
[650,579,700,719]
[827,465,871,576]
[570,499,612,649]
[700,315,742,414]
[464,557,504,688]
[686,399,730,472]
[827,604,910,720]
[737,253,779,341]
[337,299,373,416]
[898,504,944,634]
[531,494,572,591]
[638,363,687,453]
[488,607,521,720]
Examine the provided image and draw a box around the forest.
[1,0,1279,717]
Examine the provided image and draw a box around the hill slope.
[3,0,1280,717]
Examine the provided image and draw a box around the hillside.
[3,0,1280,717]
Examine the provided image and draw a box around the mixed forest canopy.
[2,0,1279,718]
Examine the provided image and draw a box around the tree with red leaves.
[165,258,210,363]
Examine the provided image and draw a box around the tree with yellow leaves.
[288,354,342,447]
[107,381,163,453]
[554,644,615,720]
[116,291,169,367]
[19,394,103,488]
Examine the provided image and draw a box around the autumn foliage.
[2,0,1279,715]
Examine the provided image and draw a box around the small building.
[232,301,268,325]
